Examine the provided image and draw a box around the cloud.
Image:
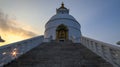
[0,11,37,37]
[0,11,38,46]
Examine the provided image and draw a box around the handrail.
[0,36,44,67]
[81,36,120,67]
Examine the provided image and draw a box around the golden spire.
[61,2,64,8]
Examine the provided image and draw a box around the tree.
[117,41,120,45]
[0,36,5,42]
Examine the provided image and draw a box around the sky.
[0,0,120,45]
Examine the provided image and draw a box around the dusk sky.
[0,0,120,45]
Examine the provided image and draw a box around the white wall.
[45,18,81,43]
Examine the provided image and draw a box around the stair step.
[4,42,113,67]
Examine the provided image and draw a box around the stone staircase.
[4,41,113,67]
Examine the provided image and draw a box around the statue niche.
[56,24,68,41]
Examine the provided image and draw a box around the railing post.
[81,36,120,67]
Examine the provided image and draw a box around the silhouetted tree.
[0,36,5,42]
[117,41,120,45]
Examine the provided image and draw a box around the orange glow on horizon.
[0,11,39,47]
[0,19,38,46]
[0,32,32,46]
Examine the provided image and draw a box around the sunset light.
[0,0,120,67]
[0,33,30,46]
[0,12,37,46]
[11,48,18,57]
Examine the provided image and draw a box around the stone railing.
[0,36,44,67]
[81,36,120,67]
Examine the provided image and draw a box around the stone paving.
[4,41,113,67]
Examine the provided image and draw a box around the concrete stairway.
[4,41,113,67]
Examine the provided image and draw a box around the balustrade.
[0,36,44,67]
[81,36,120,67]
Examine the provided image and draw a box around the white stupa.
[44,3,81,43]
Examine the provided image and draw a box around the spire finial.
[61,2,64,8]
